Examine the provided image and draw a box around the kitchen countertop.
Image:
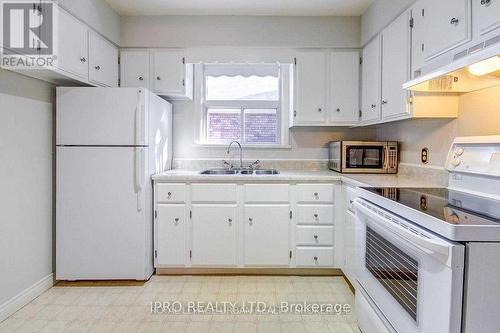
[153,169,446,188]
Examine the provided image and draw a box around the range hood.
[403,37,500,93]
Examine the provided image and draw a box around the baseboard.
[0,273,54,322]
[156,268,343,276]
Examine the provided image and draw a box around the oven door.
[354,199,465,333]
[342,142,386,173]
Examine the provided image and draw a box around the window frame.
[194,63,291,148]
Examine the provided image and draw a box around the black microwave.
[328,141,398,174]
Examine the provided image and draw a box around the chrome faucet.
[227,141,243,169]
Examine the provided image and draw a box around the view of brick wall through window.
[207,110,241,141]
[245,109,278,144]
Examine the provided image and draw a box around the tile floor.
[0,275,359,333]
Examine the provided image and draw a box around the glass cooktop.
[362,187,500,226]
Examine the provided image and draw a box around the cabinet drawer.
[296,226,334,246]
[295,247,334,267]
[296,184,334,203]
[345,186,357,214]
[297,205,334,225]
[244,184,290,203]
[191,183,237,203]
[156,183,186,203]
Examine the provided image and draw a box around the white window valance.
[203,64,280,77]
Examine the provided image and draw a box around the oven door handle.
[354,200,450,260]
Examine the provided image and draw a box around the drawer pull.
[138,76,144,81]
[228,218,233,226]
[314,256,318,261]
[450,17,459,25]
[80,57,86,63]
[167,192,172,199]
[94,65,101,70]
[174,218,179,225]
[249,218,253,226]
[314,214,319,220]
[313,235,318,240]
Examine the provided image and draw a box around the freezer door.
[56,87,148,146]
[147,91,173,173]
[56,147,153,280]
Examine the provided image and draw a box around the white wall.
[122,15,375,162]
[121,15,361,48]
[361,0,415,45]
[376,86,500,167]
[59,0,121,44]
[0,69,55,313]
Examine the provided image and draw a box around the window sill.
[194,142,292,149]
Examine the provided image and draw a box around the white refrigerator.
[56,87,172,280]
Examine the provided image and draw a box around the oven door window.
[365,226,419,321]
[346,146,383,169]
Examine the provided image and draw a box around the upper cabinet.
[88,32,119,87]
[473,0,500,38]
[291,50,360,127]
[292,50,328,125]
[380,11,411,121]
[361,37,381,124]
[329,51,360,125]
[422,0,472,61]
[120,49,194,100]
[56,9,88,80]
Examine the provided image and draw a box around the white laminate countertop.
[153,169,446,188]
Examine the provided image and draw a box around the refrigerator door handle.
[135,89,145,146]
[135,148,144,211]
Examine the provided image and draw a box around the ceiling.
[104,0,374,17]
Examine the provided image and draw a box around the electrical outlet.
[421,148,429,164]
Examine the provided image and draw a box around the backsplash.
[173,159,330,171]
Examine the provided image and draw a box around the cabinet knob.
[381,100,388,105]
[371,104,377,109]
[450,17,459,25]
[314,192,319,199]
[318,108,322,112]
[481,0,491,5]
[228,218,233,226]
[94,65,101,70]
[313,256,318,261]
[313,213,319,220]
[80,57,86,63]
[249,218,253,226]
[336,108,340,112]
[174,218,179,224]
[138,76,144,81]
[156,76,161,80]
[313,235,318,240]
[167,192,172,198]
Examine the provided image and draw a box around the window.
[195,63,291,147]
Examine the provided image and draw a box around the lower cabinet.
[154,182,339,269]
[156,204,186,266]
[244,205,290,266]
[191,205,237,266]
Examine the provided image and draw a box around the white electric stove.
[353,136,500,333]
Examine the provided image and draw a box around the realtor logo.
[1,0,58,69]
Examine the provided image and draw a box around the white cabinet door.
[156,204,185,266]
[293,51,328,125]
[88,32,118,87]
[410,1,426,78]
[423,0,472,61]
[191,205,237,266]
[56,9,88,80]
[120,51,149,88]
[330,51,360,125]
[152,50,187,95]
[473,0,500,36]
[381,11,411,121]
[361,37,381,123]
[243,205,290,266]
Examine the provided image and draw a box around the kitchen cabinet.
[120,50,150,88]
[423,0,472,61]
[329,51,360,125]
[473,0,500,37]
[292,50,328,125]
[361,37,381,123]
[152,49,194,100]
[56,8,88,80]
[154,181,339,269]
[410,1,426,78]
[156,205,186,266]
[88,32,119,87]
[341,184,358,285]
[381,11,411,121]
[191,205,237,266]
[243,205,290,266]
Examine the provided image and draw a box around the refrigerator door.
[56,146,153,280]
[56,87,149,146]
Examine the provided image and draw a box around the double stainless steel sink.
[200,169,280,175]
